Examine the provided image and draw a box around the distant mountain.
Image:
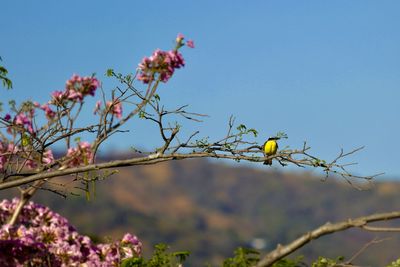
[1,156,400,266]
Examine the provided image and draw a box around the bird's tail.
[263,159,272,165]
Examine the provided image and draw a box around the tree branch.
[0,152,261,190]
[0,142,380,191]
[255,211,400,267]
[344,237,391,265]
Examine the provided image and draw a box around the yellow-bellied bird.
[263,137,279,165]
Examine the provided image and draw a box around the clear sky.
[2,1,400,179]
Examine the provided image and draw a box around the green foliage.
[386,258,400,267]
[220,251,346,267]
[21,133,31,147]
[20,100,35,112]
[121,243,190,267]
[312,158,327,168]
[106,68,114,77]
[236,124,258,137]
[222,247,260,267]
[275,131,288,139]
[195,136,210,148]
[153,94,161,101]
[311,256,344,267]
[8,100,16,111]
[0,57,12,89]
[272,257,306,267]
[7,100,34,114]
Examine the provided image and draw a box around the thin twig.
[345,237,391,265]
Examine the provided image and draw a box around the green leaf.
[248,128,258,137]
[106,69,114,77]
[21,134,31,147]
[8,100,16,110]
[275,131,288,139]
[172,251,190,263]
[237,124,247,132]
[386,258,400,267]
[125,74,133,83]
[223,247,260,267]
[311,256,344,267]
[0,58,13,89]
[153,94,160,101]
[121,257,145,267]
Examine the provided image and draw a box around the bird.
[263,137,279,165]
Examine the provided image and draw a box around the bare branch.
[8,180,47,225]
[361,225,400,232]
[255,211,400,267]
[344,237,391,265]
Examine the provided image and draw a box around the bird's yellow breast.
[264,140,278,155]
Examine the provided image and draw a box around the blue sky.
[2,1,400,178]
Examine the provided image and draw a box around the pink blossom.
[65,142,94,167]
[106,100,123,119]
[0,142,20,172]
[0,198,142,265]
[176,33,194,48]
[25,159,37,170]
[39,104,56,120]
[176,33,184,43]
[51,90,66,104]
[186,39,195,48]
[7,143,19,154]
[42,150,54,165]
[120,233,142,257]
[13,112,35,134]
[65,74,99,102]
[51,75,99,104]
[66,89,83,102]
[93,100,102,115]
[0,142,50,171]
[0,144,8,172]
[138,49,185,84]
[14,113,29,126]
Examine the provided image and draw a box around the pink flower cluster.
[138,49,185,83]
[137,33,194,84]
[65,142,94,167]
[52,74,99,104]
[176,33,195,48]
[25,149,55,170]
[14,113,34,134]
[0,142,16,171]
[0,198,142,266]
[34,102,56,120]
[23,74,99,125]
[5,110,35,135]
[42,149,55,165]
[0,140,54,172]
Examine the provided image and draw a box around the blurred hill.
[1,156,400,266]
